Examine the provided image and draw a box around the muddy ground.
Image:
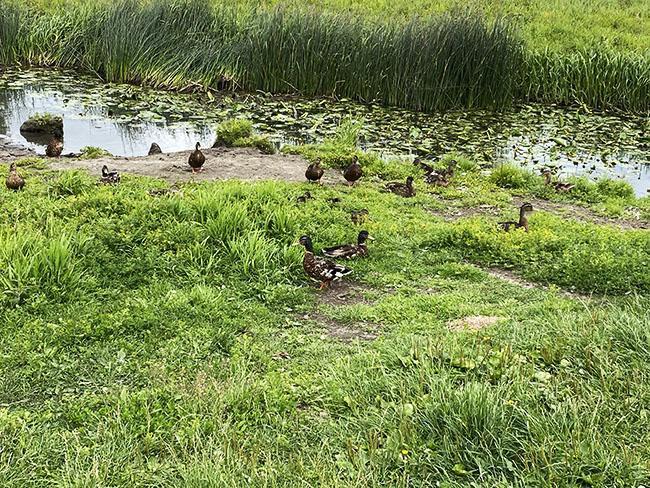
[45,146,349,185]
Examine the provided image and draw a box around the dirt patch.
[45,146,348,184]
[428,202,501,221]
[447,315,504,332]
[316,281,374,307]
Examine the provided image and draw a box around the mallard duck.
[426,159,457,186]
[343,156,362,186]
[385,176,415,197]
[188,142,205,173]
[100,165,120,185]
[323,230,373,259]
[6,163,25,191]
[413,157,434,174]
[305,160,324,184]
[296,191,313,204]
[45,128,63,158]
[499,203,533,232]
[351,209,369,225]
[542,169,575,192]
[148,143,162,155]
[297,235,352,289]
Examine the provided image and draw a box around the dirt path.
[45,146,348,184]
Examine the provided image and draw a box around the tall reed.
[0,0,647,112]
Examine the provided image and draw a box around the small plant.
[233,135,276,155]
[489,164,538,190]
[79,146,112,159]
[214,119,253,147]
[50,170,94,196]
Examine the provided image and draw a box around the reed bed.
[0,0,648,112]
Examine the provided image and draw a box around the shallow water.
[1,68,648,196]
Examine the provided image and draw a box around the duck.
[322,230,373,259]
[297,235,352,289]
[45,128,64,158]
[327,197,342,205]
[148,143,162,155]
[188,142,205,173]
[542,169,575,192]
[6,163,25,191]
[305,160,324,184]
[385,176,415,197]
[343,155,362,186]
[351,209,369,225]
[413,157,434,174]
[148,183,181,197]
[426,159,457,186]
[296,191,313,204]
[100,165,120,185]
[499,203,534,232]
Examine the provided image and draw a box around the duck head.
[102,165,109,177]
[358,230,374,244]
[520,202,534,214]
[412,157,421,166]
[406,176,414,186]
[298,235,314,253]
[195,142,201,150]
[9,162,17,173]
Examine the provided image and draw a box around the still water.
[1,68,648,195]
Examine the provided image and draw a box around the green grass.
[1,0,648,112]
[1,142,649,485]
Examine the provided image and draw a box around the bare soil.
[45,146,348,184]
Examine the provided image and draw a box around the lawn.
[1,136,649,485]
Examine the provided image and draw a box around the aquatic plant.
[214,119,254,147]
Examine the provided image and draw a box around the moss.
[79,146,112,159]
[233,135,276,155]
[19,113,63,134]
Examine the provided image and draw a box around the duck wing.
[306,254,352,282]
[322,243,357,259]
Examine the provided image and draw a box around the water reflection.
[0,69,648,196]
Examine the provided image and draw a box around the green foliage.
[489,164,539,190]
[233,135,276,154]
[79,146,112,159]
[0,162,648,485]
[214,119,254,147]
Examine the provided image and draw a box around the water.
[1,68,648,196]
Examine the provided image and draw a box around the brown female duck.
[45,128,64,158]
[499,203,534,232]
[542,169,575,192]
[322,231,373,259]
[305,160,324,184]
[297,235,352,289]
[188,142,205,173]
[385,176,415,197]
[351,208,369,225]
[343,156,362,186]
[6,163,25,191]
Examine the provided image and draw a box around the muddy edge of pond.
[45,146,348,184]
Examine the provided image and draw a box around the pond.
[1,68,648,196]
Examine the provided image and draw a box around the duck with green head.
[297,235,352,289]
[322,230,373,259]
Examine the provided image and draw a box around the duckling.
[5,163,25,191]
[99,165,120,185]
[148,143,162,155]
[188,142,205,173]
[45,128,64,158]
[343,155,362,186]
[327,197,342,205]
[148,184,181,197]
[323,230,373,259]
[499,203,534,232]
[305,160,324,184]
[296,191,313,204]
[351,208,369,225]
[385,176,415,197]
[542,169,575,192]
[297,235,352,289]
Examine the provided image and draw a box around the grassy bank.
[1,0,648,112]
[1,133,650,485]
